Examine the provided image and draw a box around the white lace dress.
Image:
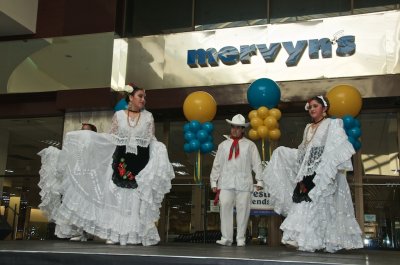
[38,110,175,246]
[262,118,363,252]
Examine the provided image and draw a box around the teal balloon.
[348,127,362,139]
[189,139,200,151]
[342,115,355,130]
[247,78,281,109]
[189,120,201,133]
[353,118,361,128]
[200,141,214,153]
[348,136,357,146]
[184,131,196,142]
[183,143,192,153]
[353,139,362,151]
[114,99,128,111]
[183,122,191,133]
[196,130,209,143]
[207,135,213,143]
[202,122,214,133]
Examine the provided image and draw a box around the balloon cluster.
[327,84,363,151]
[342,115,362,151]
[248,107,282,141]
[182,91,217,154]
[114,98,128,111]
[247,78,282,141]
[183,121,214,153]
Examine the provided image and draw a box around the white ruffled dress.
[262,118,363,252]
[38,110,175,246]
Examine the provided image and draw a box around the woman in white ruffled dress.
[262,95,363,253]
[38,83,175,246]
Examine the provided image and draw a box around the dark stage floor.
[0,240,399,265]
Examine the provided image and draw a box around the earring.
[323,112,327,117]
[128,101,132,110]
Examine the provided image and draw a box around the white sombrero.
[225,114,249,127]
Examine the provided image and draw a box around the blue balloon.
[348,136,357,147]
[353,118,361,128]
[247,78,281,109]
[189,139,200,152]
[207,135,213,143]
[114,98,128,111]
[342,115,355,130]
[200,141,214,153]
[183,122,191,133]
[202,122,214,133]
[353,139,362,151]
[183,143,192,153]
[189,120,201,133]
[184,131,196,142]
[348,126,362,139]
[196,130,209,143]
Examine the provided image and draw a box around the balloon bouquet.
[246,78,282,161]
[182,91,217,183]
[326,84,363,151]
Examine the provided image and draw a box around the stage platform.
[0,241,399,265]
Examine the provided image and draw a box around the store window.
[359,112,400,249]
[269,0,350,24]
[354,0,399,15]
[125,0,193,36]
[0,117,64,240]
[194,0,268,30]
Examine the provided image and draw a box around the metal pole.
[12,204,17,240]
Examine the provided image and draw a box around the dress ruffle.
[263,146,298,216]
[38,130,174,246]
[37,146,63,221]
[262,118,363,252]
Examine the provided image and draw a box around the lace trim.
[107,134,151,155]
[49,139,174,246]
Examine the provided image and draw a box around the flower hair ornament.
[123,84,134,93]
[304,95,328,111]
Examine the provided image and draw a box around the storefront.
[0,10,399,249]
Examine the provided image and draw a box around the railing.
[0,202,18,240]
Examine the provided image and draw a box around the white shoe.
[216,239,232,246]
[236,240,246,247]
[283,240,298,248]
[105,239,118,245]
[70,235,87,242]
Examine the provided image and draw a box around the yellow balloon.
[250,117,263,129]
[257,106,269,119]
[269,128,281,141]
[269,108,282,120]
[248,110,258,120]
[257,125,269,139]
[248,129,260,140]
[326,85,362,118]
[183,91,217,122]
[264,116,278,129]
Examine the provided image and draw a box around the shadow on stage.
[0,240,399,265]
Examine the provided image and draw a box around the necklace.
[304,119,324,146]
[127,111,140,127]
[312,117,325,125]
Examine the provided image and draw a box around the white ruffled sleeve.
[109,112,119,135]
[308,119,355,201]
